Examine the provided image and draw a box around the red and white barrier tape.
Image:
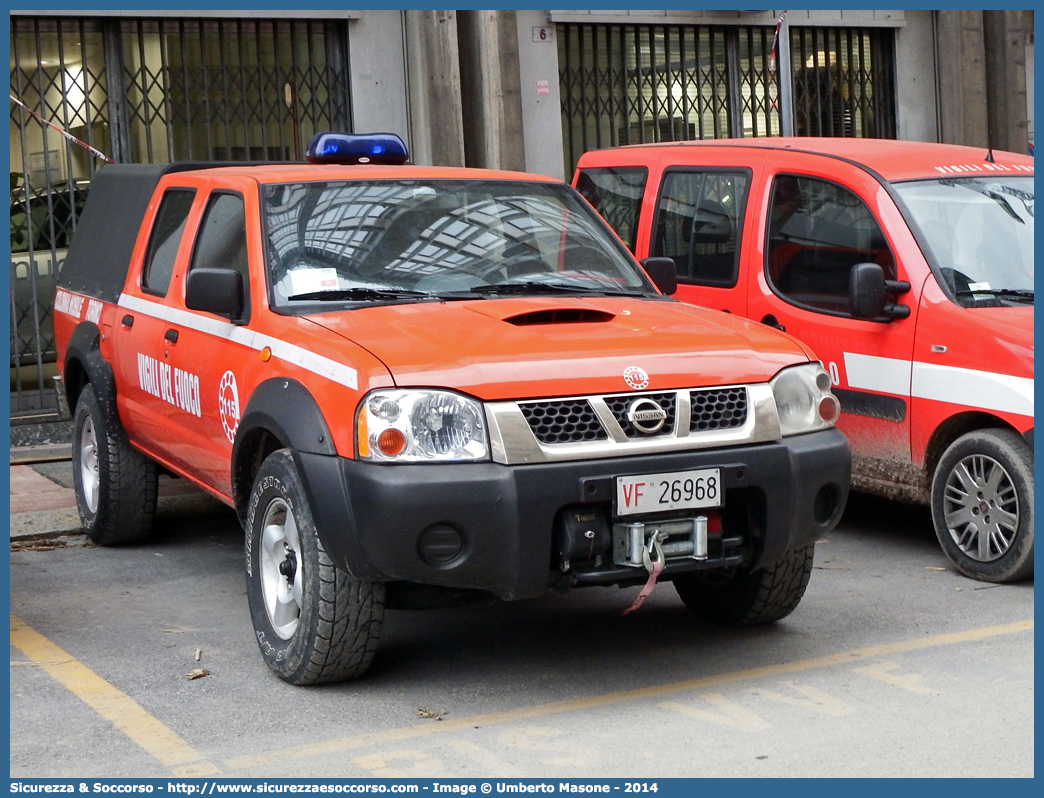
[10,93,114,164]
[768,9,788,75]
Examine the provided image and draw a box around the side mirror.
[640,257,677,296]
[186,268,244,321]
[849,262,911,321]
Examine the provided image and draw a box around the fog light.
[813,484,841,525]
[418,524,464,565]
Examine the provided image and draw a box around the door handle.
[760,314,786,332]
[121,315,134,328]
[164,329,179,344]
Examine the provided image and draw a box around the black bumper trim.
[298,427,850,601]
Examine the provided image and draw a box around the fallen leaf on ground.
[925,566,947,571]
[186,668,211,680]
[417,708,446,721]
[194,648,202,662]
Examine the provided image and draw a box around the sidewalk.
[9,449,226,545]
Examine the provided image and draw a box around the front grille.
[690,387,747,431]
[519,400,607,444]
[604,392,677,437]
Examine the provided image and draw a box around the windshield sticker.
[289,268,339,295]
[137,353,202,417]
[968,282,991,291]
[934,163,1034,174]
[218,370,241,443]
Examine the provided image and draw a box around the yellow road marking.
[223,618,1033,772]
[10,614,220,777]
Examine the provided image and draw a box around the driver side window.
[765,174,896,317]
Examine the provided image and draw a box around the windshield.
[261,179,653,310]
[893,176,1033,307]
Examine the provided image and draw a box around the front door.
[745,156,924,475]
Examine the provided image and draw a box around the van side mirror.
[186,268,244,321]
[849,262,911,320]
[640,257,677,296]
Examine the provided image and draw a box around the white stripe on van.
[842,352,1032,418]
[116,293,359,390]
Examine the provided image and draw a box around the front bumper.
[297,427,850,601]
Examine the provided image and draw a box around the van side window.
[652,170,750,287]
[766,175,896,317]
[190,192,250,320]
[141,189,196,296]
[575,167,647,251]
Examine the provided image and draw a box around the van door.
[646,167,753,315]
[745,158,924,475]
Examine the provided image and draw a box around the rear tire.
[245,449,385,685]
[673,545,814,626]
[71,384,157,545]
[931,429,1033,583]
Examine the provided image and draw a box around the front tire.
[931,429,1033,583]
[245,449,385,685]
[673,545,814,626]
[71,383,157,545]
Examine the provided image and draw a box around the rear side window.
[651,170,750,287]
[141,189,196,296]
[190,192,250,320]
[575,167,647,251]
[766,175,896,317]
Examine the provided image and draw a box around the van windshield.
[893,176,1034,307]
[261,179,653,310]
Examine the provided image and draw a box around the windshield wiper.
[286,287,436,302]
[464,281,647,297]
[939,179,1027,224]
[956,287,1034,302]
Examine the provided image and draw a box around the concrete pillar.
[404,9,465,167]
[933,10,989,148]
[457,10,525,171]
[515,10,567,181]
[983,10,1029,154]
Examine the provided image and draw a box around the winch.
[613,516,710,568]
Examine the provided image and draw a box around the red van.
[575,138,1033,583]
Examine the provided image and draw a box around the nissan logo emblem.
[627,398,667,434]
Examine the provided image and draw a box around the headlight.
[357,389,489,462]
[770,363,840,436]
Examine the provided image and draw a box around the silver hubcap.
[943,453,1019,562]
[79,417,100,514]
[259,498,303,639]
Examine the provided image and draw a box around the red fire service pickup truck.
[574,138,1033,583]
[53,133,851,684]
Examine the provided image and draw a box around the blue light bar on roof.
[306,132,409,165]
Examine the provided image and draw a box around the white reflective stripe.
[843,352,911,396]
[117,294,358,390]
[842,351,1033,418]
[912,362,1034,418]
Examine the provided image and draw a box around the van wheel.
[72,383,157,545]
[931,429,1033,583]
[245,449,385,685]
[672,545,814,625]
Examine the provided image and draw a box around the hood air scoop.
[504,308,616,326]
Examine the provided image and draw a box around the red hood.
[305,297,809,400]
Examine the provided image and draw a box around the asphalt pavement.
[8,449,1035,778]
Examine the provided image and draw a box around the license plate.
[615,468,722,517]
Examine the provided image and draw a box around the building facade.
[8,9,1033,421]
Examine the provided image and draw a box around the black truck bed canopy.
[58,162,248,303]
